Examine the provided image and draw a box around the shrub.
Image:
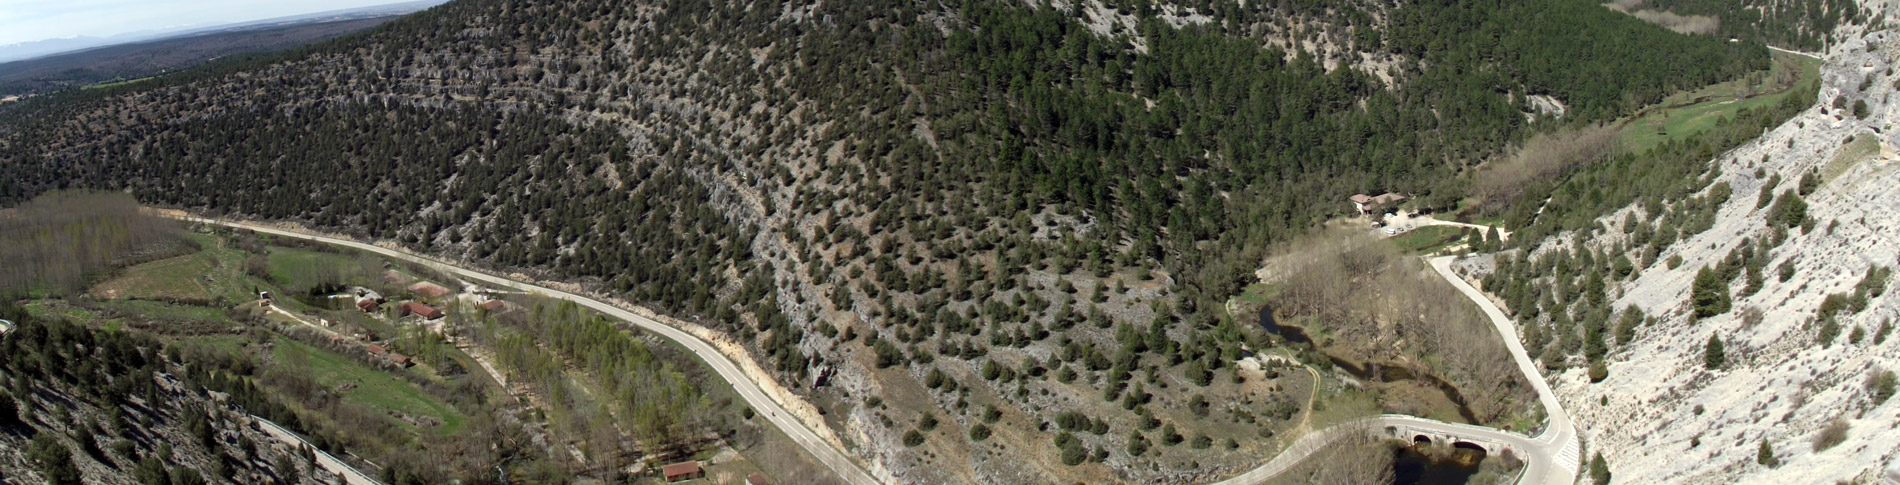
[1812,418,1849,451]
[1757,440,1776,467]
[903,429,926,447]
[969,423,992,442]
[1060,444,1087,465]
[1868,370,1896,405]
[1816,318,1840,348]
[1589,361,1609,382]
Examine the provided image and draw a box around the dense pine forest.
[0,0,1781,481]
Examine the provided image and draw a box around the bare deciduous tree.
[0,191,179,294]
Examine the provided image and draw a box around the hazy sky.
[0,0,418,46]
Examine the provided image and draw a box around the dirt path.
[266,303,345,338]
[1292,366,1321,436]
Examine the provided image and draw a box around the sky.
[0,0,419,46]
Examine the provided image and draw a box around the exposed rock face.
[1524,28,1900,484]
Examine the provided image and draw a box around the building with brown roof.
[398,302,444,320]
[746,472,771,485]
[662,461,703,482]
[357,299,381,312]
[1350,192,1408,215]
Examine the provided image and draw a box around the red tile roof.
[400,302,443,319]
[662,461,702,479]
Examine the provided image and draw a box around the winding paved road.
[252,416,381,485]
[1214,256,1577,485]
[1428,256,1578,485]
[173,215,882,485]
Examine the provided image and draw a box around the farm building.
[662,461,703,482]
[398,302,444,320]
[365,344,412,367]
[1349,192,1408,215]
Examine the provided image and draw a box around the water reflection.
[1393,442,1484,485]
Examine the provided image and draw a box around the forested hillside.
[0,0,1770,481]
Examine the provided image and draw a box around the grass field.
[1390,226,1466,254]
[271,336,466,436]
[82,76,155,90]
[181,335,249,354]
[1618,52,1821,153]
[1234,283,1278,306]
[89,251,219,301]
[96,299,237,325]
[90,232,279,304]
[267,246,361,291]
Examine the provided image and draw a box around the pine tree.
[1756,439,1776,467]
[1590,451,1611,485]
[1703,334,1726,370]
[0,391,17,428]
[27,434,81,485]
[1692,267,1732,318]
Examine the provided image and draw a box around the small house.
[366,344,389,357]
[1350,192,1408,215]
[357,299,381,312]
[387,352,413,368]
[746,472,771,485]
[399,302,444,320]
[662,461,703,482]
[408,282,452,299]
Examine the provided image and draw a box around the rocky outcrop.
[1523,28,1900,484]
